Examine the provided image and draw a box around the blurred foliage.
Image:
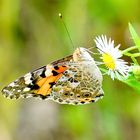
[0,0,140,140]
[119,24,140,92]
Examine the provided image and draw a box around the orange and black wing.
[2,55,72,99]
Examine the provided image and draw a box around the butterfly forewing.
[2,63,69,100]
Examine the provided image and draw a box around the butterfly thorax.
[73,47,95,62]
[73,47,102,82]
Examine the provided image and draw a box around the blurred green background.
[0,0,140,140]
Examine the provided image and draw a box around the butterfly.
[2,47,104,105]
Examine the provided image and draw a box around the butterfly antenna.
[59,13,75,50]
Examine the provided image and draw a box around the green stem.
[122,47,140,64]
[123,52,133,56]
[131,53,140,57]
[121,46,137,54]
[123,52,140,57]
[131,56,138,64]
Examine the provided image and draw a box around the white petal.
[95,35,130,80]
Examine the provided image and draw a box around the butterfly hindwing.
[49,62,104,105]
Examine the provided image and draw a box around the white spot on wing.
[25,79,32,85]
[24,73,32,84]
[45,69,52,77]
[9,82,15,87]
[23,87,30,92]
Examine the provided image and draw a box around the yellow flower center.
[102,53,115,70]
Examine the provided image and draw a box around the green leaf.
[129,23,140,51]
[101,67,140,93]
[122,73,140,92]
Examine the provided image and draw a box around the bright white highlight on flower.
[95,35,129,80]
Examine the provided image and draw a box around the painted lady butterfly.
[2,47,104,105]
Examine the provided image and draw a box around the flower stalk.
[121,45,140,65]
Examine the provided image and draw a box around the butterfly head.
[73,47,94,62]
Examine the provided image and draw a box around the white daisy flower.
[94,35,129,80]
